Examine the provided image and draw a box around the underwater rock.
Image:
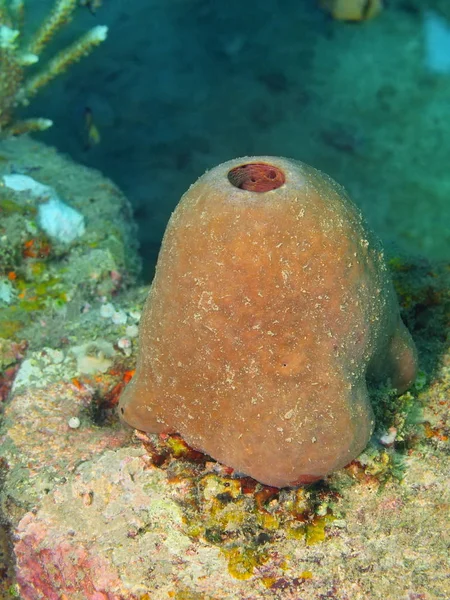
[0,136,141,344]
[119,156,417,487]
[1,378,131,510]
[2,173,86,244]
[1,254,448,600]
[13,448,200,600]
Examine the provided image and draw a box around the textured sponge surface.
[119,156,417,487]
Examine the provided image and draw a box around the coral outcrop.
[0,136,140,344]
[119,156,417,487]
[0,219,448,598]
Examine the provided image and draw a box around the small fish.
[79,0,102,16]
[319,0,383,22]
[83,107,101,150]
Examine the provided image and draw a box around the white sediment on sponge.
[2,173,85,243]
[38,197,85,244]
[3,173,52,196]
[0,26,19,49]
[18,52,39,66]
[88,25,108,42]
[0,279,15,305]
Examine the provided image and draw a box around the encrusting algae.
[119,156,418,488]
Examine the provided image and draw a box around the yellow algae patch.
[224,546,268,580]
[305,514,335,545]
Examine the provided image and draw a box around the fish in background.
[319,0,383,21]
[79,0,103,16]
[83,107,101,150]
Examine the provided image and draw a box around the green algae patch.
[0,313,25,339]
[0,197,33,216]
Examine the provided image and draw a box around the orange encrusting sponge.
[119,156,417,487]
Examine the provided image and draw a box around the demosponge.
[119,156,417,487]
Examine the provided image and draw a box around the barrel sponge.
[119,156,417,488]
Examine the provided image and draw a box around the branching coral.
[0,0,108,136]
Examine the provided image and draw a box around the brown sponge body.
[119,157,417,487]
